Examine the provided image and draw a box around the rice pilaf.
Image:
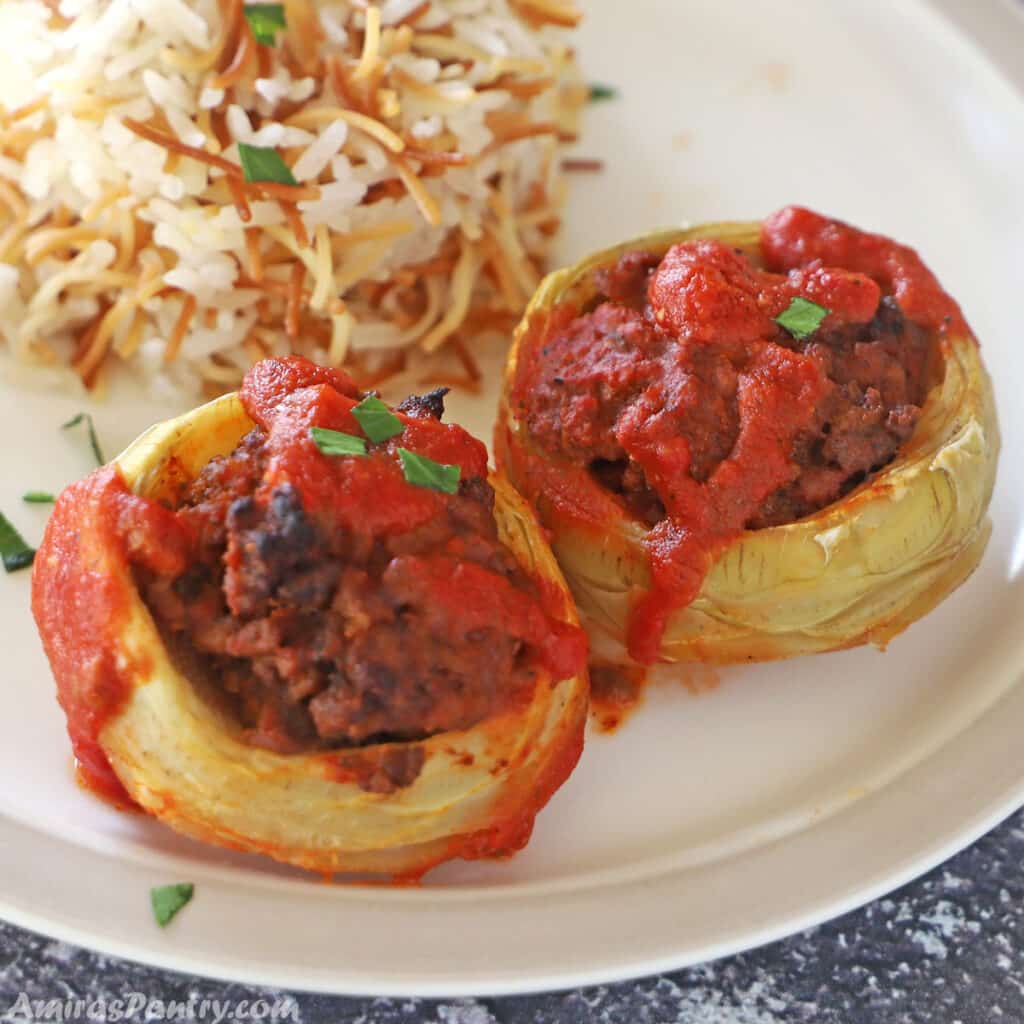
[0,0,584,397]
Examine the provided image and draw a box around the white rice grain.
[292,120,350,182]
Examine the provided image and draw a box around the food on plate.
[498,206,999,664]
[32,356,588,877]
[0,0,583,396]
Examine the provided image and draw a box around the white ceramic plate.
[2,0,1024,998]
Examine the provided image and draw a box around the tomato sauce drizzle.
[31,468,190,806]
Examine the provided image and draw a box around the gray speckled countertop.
[4,809,1024,1022]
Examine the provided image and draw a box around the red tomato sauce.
[588,660,648,733]
[31,468,191,805]
[508,207,968,664]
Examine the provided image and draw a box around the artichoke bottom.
[33,393,588,877]
[497,222,1000,663]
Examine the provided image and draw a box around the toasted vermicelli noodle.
[0,0,584,398]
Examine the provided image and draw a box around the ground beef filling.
[520,245,932,529]
[139,403,540,755]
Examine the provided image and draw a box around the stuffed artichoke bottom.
[33,357,588,877]
[498,207,999,664]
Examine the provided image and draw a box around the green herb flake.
[62,412,105,466]
[588,83,618,103]
[243,3,286,46]
[351,395,404,444]
[397,448,461,494]
[151,883,194,927]
[22,492,55,504]
[237,143,298,186]
[774,297,830,341]
[310,426,368,458]
[0,511,35,573]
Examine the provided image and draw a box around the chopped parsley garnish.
[22,492,55,504]
[351,395,404,444]
[243,3,286,46]
[237,143,298,186]
[398,448,460,494]
[588,83,618,102]
[774,297,830,341]
[0,512,35,573]
[310,426,368,457]
[62,412,105,466]
[150,883,194,927]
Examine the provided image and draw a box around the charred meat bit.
[397,387,449,420]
